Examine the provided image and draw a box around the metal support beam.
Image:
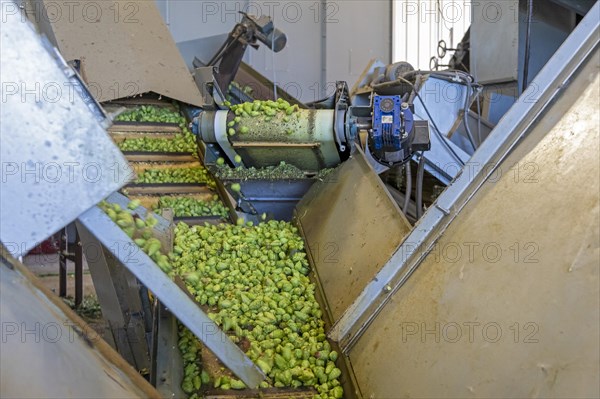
[74,231,83,306]
[77,225,151,374]
[58,228,67,298]
[58,226,84,305]
[548,0,595,15]
[153,304,186,399]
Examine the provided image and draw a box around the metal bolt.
[384,284,392,292]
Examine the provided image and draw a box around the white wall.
[393,0,470,70]
[245,1,325,102]
[154,0,392,102]
[325,0,392,97]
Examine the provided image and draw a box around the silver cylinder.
[201,108,342,170]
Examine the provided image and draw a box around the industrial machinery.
[191,73,432,222]
[193,13,430,176]
[206,12,286,95]
[186,18,435,222]
[2,1,599,399]
[195,86,431,171]
[192,12,288,108]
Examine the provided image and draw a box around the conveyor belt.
[106,104,233,224]
[101,101,353,398]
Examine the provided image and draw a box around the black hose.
[386,183,417,224]
[407,75,421,104]
[434,71,478,151]
[522,0,534,93]
[416,152,426,219]
[400,69,476,83]
[403,161,412,215]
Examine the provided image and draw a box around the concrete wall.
[154,0,392,102]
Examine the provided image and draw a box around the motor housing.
[369,95,415,165]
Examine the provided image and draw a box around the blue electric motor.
[370,95,416,165]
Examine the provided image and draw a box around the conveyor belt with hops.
[107,100,233,225]
[101,100,354,399]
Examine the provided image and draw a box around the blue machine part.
[182,106,203,135]
[372,96,413,150]
[191,117,200,135]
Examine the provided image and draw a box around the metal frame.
[76,225,151,374]
[329,0,600,352]
[213,110,240,163]
[58,227,84,306]
[76,194,265,388]
[152,304,186,398]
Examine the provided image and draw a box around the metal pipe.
[476,89,483,144]
[402,162,412,214]
[416,152,426,219]
[385,183,417,224]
